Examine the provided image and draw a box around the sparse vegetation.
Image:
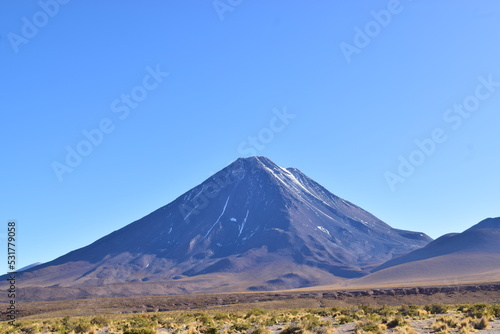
[355,319,385,333]
[424,303,449,315]
[385,316,409,329]
[0,302,498,333]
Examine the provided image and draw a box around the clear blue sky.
[1,1,499,271]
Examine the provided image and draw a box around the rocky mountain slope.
[7,157,432,300]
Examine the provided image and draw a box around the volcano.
[12,157,431,301]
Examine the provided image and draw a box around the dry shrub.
[436,315,460,328]
[249,326,272,334]
[280,325,306,334]
[431,320,449,333]
[425,304,449,315]
[472,316,490,330]
[385,317,409,329]
[395,327,417,334]
[355,319,385,334]
[458,327,471,334]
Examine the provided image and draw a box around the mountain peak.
[236,156,272,163]
[11,157,432,298]
[233,156,280,171]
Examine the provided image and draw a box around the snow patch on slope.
[239,210,250,237]
[317,226,331,237]
[205,196,231,238]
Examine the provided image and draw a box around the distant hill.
[17,262,44,272]
[351,217,500,287]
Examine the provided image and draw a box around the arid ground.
[1,282,500,333]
